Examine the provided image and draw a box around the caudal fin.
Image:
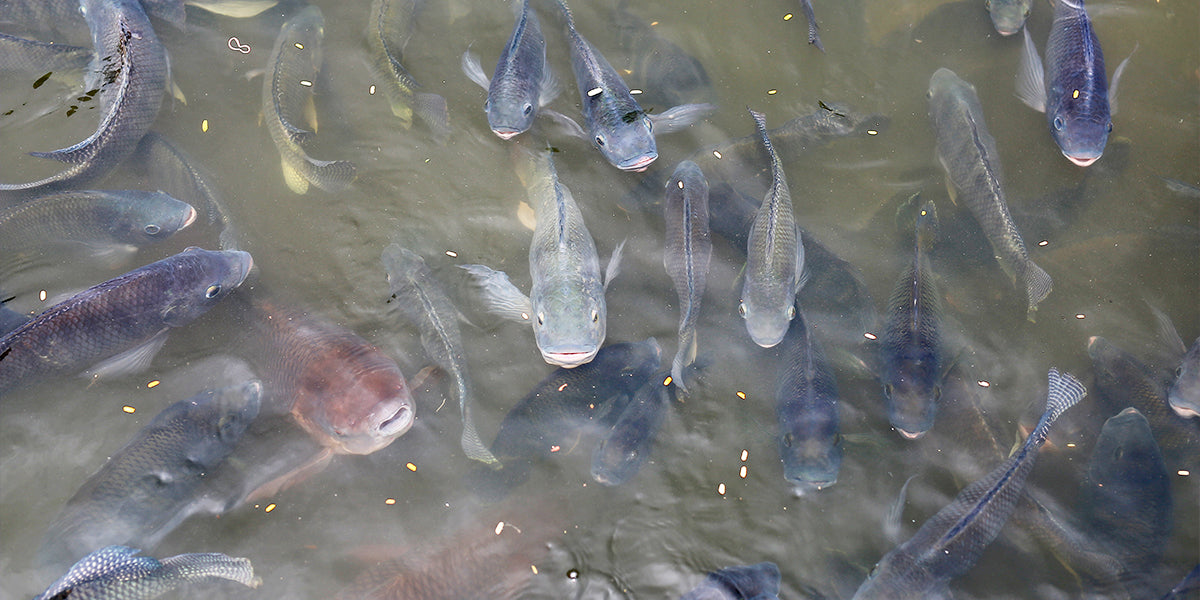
[1029,368,1086,446]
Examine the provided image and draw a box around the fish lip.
[542,348,600,368]
[1170,401,1199,419]
[377,403,415,438]
[230,250,254,282]
[618,154,657,172]
[895,427,927,440]
[181,204,198,229]
[492,128,522,140]
[1064,152,1100,167]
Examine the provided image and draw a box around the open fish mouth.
[181,204,198,229]
[1064,152,1100,167]
[377,403,415,438]
[493,128,522,140]
[618,153,657,172]
[543,348,600,368]
[895,427,928,440]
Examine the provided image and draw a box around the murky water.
[1,0,1196,598]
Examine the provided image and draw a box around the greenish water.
[1,0,1196,598]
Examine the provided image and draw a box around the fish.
[1151,306,1200,419]
[798,0,823,52]
[740,108,805,349]
[132,132,241,251]
[0,190,196,274]
[591,370,673,486]
[776,307,841,492]
[0,247,253,397]
[461,149,621,368]
[551,0,714,172]
[1079,407,1172,595]
[264,5,357,194]
[381,244,497,465]
[610,1,715,108]
[33,545,260,600]
[1015,0,1133,167]
[460,0,558,139]
[985,0,1032,36]
[662,160,711,391]
[851,368,1086,599]
[366,0,450,139]
[1161,565,1200,600]
[928,67,1053,319]
[679,562,782,600]
[0,31,90,77]
[39,381,262,568]
[879,197,943,439]
[0,0,167,201]
[468,339,661,500]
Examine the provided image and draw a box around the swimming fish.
[39,381,262,568]
[610,1,715,108]
[928,67,1052,319]
[591,370,673,486]
[366,0,450,139]
[776,306,841,492]
[662,160,711,391]
[984,0,1032,36]
[1016,0,1133,167]
[460,0,558,139]
[851,369,1086,599]
[461,148,621,368]
[1151,306,1200,419]
[0,31,90,79]
[798,0,823,52]
[132,132,241,251]
[880,197,943,439]
[680,562,782,600]
[0,0,167,201]
[381,244,496,465]
[33,545,260,600]
[264,5,357,194]
[0,247,252,396]
[741,108,805,349]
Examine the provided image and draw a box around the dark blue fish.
[662,160,711,391]
[1161,565,1200,600]
[132,132,241,251]
[591,370,673,486]
[1016,0,1133,167]
[33,545,260,600]
[1152,306,1200,419]
[0,248,253,396]
[680,562,782,600]
[776,307,841,492]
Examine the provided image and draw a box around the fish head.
[290,341,415,455]
[882,361,941,439]
[593,112,657,171]
[1088,407,1166,488]
[985,0,1032,36]
[738,295,795,349]
[159,248,254,327]
[1085,336,1153,411]
[530,287,606,368]
[210,380,263,444]
[780,412,842,491]
[108,192,197,244]
[1048,99,1111,167]
[486,91,538,140]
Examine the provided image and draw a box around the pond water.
[0,0,1196,598]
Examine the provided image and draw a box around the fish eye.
[595,135,605,147]
[483,100,490,111]
[782,433,794,448]
[787,305,796,320]
[644,116,653,132]
[522,103,533,116]
[884,383,895,398]
[932,386,942,401]
[868,564,879,577]
[833,433,843,446]
[1106,122,1113,133]
[536,312,544,326]
[1052,117,1065,131]
[591,310,599,323]
[144,223,161,235]
[205,285,222,299]
[1024,8,1031,17]
[737,303,747,318]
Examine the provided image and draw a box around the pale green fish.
[367,0,450,140]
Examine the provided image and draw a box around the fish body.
[34,545,259,600]
[798,0,823,51]
[40,381,262,567]
[610,2,714,108]
[460,0,556,139]
[776,308,841,491]
[0,0,167,201]
[236,295,415,456]
[741,108,804,348]
[366,0,450,138]
[0,31,90,77]
[852,369,1086,599]
[0,247,252,396]
[985,0,1032,36]
[381,244,496,465]
[591,370,672,486]
[132,132,240,250]
[680,562,782,600]
[264,5,356,194]
[928,67,1052,318]
[880,198,943,439]
[662,160,710,391]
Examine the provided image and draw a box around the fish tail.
[461,404,501,466]
[671,329,696,393]
[1021,260,1053,320]
[159,553,261,588]
[413,92,451,143]
[747,108,776,161]
[308,158,359,192]
[1031,368,1086,445]
[915,199,938,251]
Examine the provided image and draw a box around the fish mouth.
[181,204,198,229]
[1170,402,1199,419]
[377,403,415,438]
[618,154,657,172]
[493,128,521,140]
[543,348,600,368]
[1064,152,1100,167]
[895,427,927,440]
[229,250,254,283]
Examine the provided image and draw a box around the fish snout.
[542,346,600,368]
[618,153,658,172]
[1064,152,1100,167]
[376,400,415,438]
[895,427,928,440]
[492,128,522,140]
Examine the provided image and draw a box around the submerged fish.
[132,132,241,251]
[591,370,673,486]
[880,197,943,439]
[610,1,715,108]
[264,5,357,194]
[0,0,167,201]
[985,0,1032,36]
[33,545,260,600]
[741,108,805,349]
[0,247,252,396]
[366,0,450,138]
[680,562,782,600]
[40,381,262,567]
[797,0,823,52]
[1152,306,1200,419]
[0,31,90,78]
[1016,0,1133,167]
[381,244,496,465]
[460,0,557,139]
[662,160,711,391]
[462,149,621,368]
[928,67,1052,318]
[776,307,841,492]
[851,369,1086,599]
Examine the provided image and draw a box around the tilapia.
[776,307,841,492]
[132,132,241,251]
[985,0,1032,36]
[591,370,673,486]
[366,0,450,139]
[0,0,167,201]
[381,244,496,465]
[39,381,262,568]
[798,0,823,52]
[851,369,1086,599]
[460,0,558,139]
[264,5,357,194]
[741,108,805,349]
[1151,306,1200,419]
[0,247,252,396]
[0,31,90,78]
[680,562,782,600]
[461,149,621,368]
[880,197,943,439]
[1016,0,1133,167]
[610,1,715,108]
[33,545,259,600]
[662,160,710,391]
[928,67,1052,319]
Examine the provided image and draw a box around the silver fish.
[852,369,1086,599]
[367,0,450,139]
[740,108,805,348]
[662,160,711,391]
[381,244,497,465]
[985,0,1032,36]
[928,67,1052,319]
[33,545,260,600]
[264,5,356,194]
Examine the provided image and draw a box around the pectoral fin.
[603,238,627,291]
[80,329,169,382]
[243,448,334,503]
[540,109,586,139]
[649,103,717,135]
[460,50,491,90]
[459,265,533,322]
[1015,28,1047,112]
[539,65,561,106]
[1108,44,1136,116]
